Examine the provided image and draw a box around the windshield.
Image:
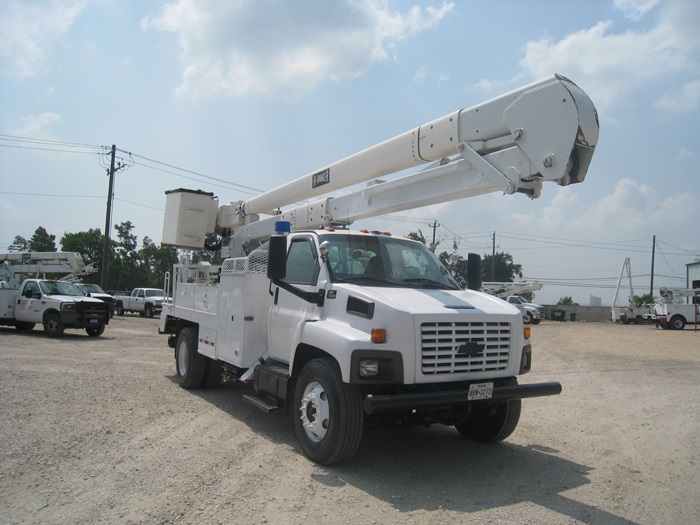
[78,284,106,293]
[146,289,164,297]
[320,234,459,290]
[40,281,84,296]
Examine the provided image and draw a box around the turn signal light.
[371,328,386,343]
[523,326,531,340]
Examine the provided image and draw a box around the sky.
[1,0,698,305]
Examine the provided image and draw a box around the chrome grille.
[421,321,511,375]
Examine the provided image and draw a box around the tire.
[293,358,363,465]
[15,321,36,332]
[86,324,106,337]
[175,327,207,389]
[43,313,65,338]
[116,303,124,316]
[455,377,521,443]
[634,315,643,325]
[531,319,541,325]
[145,304,154,318]
[670,315,686,331]
[523,312,533,325]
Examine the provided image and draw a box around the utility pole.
[100,145,116,289]
[650,235,656,296]
[491,232,496,281]
[429,221,440,252]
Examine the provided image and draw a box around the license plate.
[89,319,98,324]
[468,382,493,400]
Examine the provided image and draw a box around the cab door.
[268,235,321,362]
[16,281,43,323]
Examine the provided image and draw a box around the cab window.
[284,238,319,285]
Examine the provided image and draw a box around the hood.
[349,286,521,316]
[49,294,104,304]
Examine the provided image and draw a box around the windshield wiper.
[402,278,458,290]
[336,276,408,287]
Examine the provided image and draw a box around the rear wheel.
[293,358,363,465]
[145,304,154,318]
[670,315,686,330]
[175,327,206,388]
[116,303,124,316]
[43,313,65,338]
[455,377,521,443]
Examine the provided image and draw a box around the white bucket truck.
[158,75,599,464]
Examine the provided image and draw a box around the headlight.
[359,359,379,377]
[62,303,78,313]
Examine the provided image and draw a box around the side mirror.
[319,241,331,262]
[267,235,287,280]
[467,253,482,291]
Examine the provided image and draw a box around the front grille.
[421,321,511,375]
[79,301,109,318]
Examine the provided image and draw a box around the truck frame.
[158,74,599,464]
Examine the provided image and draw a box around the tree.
[557,296,579,306]
[481,251,523,283]
[633,293,655,307]
[8,235,29,252]
[60,228,104,265]
[28,227,57,252]
[139,236,177,288]
[406,230,428,245]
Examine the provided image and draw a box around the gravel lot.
[1,317,699,524]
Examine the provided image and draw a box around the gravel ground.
[1,317,699,525]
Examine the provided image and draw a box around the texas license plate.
[468,382,493,400]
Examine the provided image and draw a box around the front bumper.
[363,381,562,415]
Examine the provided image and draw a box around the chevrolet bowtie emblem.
[457,342,485,357]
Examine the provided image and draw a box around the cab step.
[242,394,279,413]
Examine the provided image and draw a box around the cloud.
[544,178,699,235]
[518,0,700,112]
[655,79,700,112]
[674,147,694,160]
[11,112,62,138]
[0,0,87,79]
[142,0,454,100]
[613,0,662,20]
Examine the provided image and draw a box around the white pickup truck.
[0,278,111,337]
[505,296,544,325]
[114,288,166,318]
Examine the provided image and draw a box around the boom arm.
[162,74,599,255]
[0,252,95,288]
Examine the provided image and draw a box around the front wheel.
[293,358,363,465]
[43,313,65,338]
[455,377,521,443]
[175,327,207,389]
[523,312,533,325]
[145,304,154,318]
[86,324,106,337]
